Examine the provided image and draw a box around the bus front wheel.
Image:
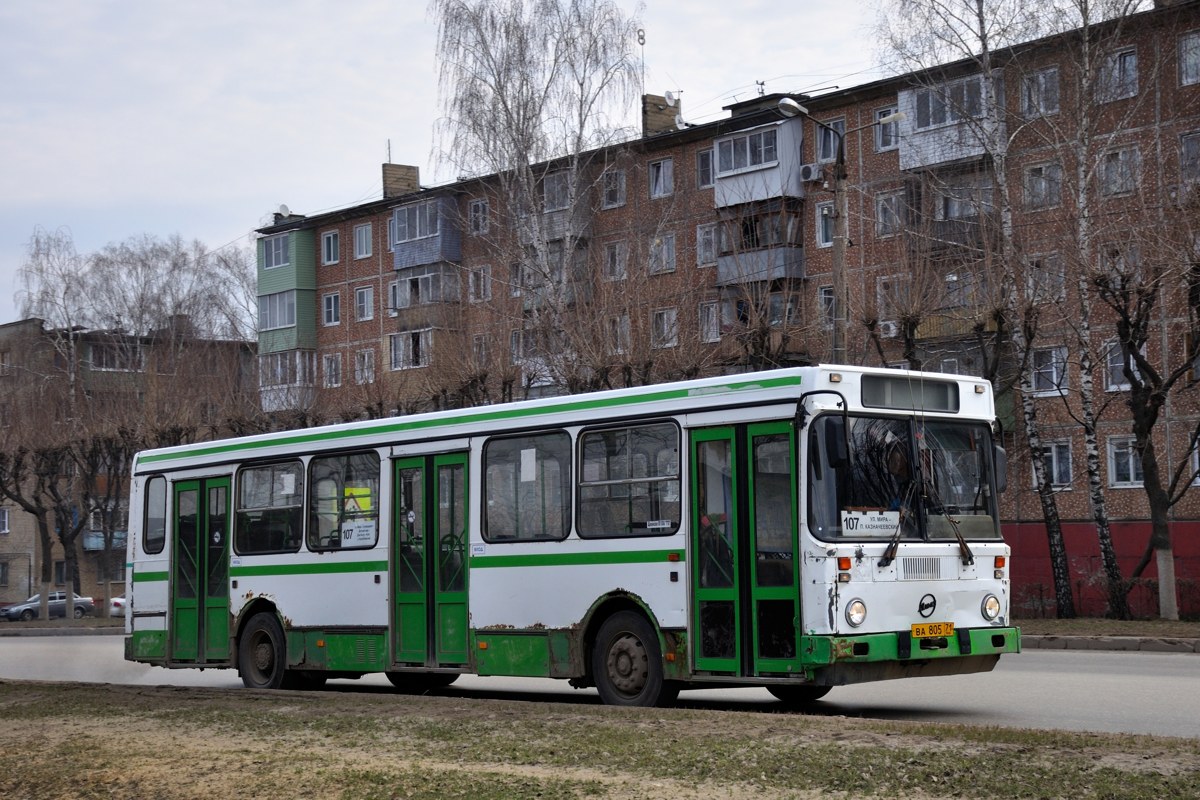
[239,612,289,690]
[592,611,677,707]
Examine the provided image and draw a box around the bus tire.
[767,684,832,706]
[592,611,675,707]
[385,672,459,693]
[239,612,289,690]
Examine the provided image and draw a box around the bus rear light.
[837,557,852,570]
[837,573,851,583]
[994,556,1006,569]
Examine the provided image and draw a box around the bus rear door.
[170,476,231,664]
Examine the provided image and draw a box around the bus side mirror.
[993,444,1007,494]
[826,417,849,469]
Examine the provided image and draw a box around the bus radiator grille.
[901,556,942,581]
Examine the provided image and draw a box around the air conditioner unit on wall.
[798,163,824,183]
[879,321,900,339]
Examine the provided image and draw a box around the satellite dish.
[664,90,678,107]
[277,204,291,217]
[674,113,687,130]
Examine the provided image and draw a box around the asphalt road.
[1,635,1197,738]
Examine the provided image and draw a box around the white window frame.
[355,286,374,322]
[1022,67,1060,118]
[651,307,678,349]
[387,216,397,251]
[543,172,570,212]
[1097,48,1138,102]
[1100,147,1139,196]
[875,191,903,237]
[322,292,340,326]
[1039,441,1073,488]
[696,149,714,188]
[1182,31,1200,86]
[699,300,720,343]
[387,280,400,316]
[0,506,9,534]
[1181,132,1200,183]
[1107,436,1144,487]
[914,76,984,130]
[323,354,342,389]
[321,231,339,265]
[354,224,372,259]
[395,200,439,243]
[816,118,845,163]
[603,241,627,281]
[1190,436,1200,486]
[354,350,375,385]
[936,177,993,220]
[389,329,432,370]
[258,290,296,331]
[716,129,778,175]
[469,265,492,303]
[509,263,523,297]
[264,234,289,269]
[875,106,899,151]
[607,314,630,355]
[648,233,676,274]
[1103,340,1143,392]
[696,223,718,267]
[1025,161,1063,210]
[601,170,626,209]
[1028,254,1065,303]
[649,158,674,198]
[1031,346,1069,396]
[818,286,835,330]
[816,202,834,248]
[469,198,489,235]
[472,335,488,366]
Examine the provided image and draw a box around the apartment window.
[699,301,720,343]
[1103,340,1142,391]
[601,170,626,209]
[354,350,375,385]
[1191,437,1200,486]
[389,329,431,370]
[603,241,627,281]
[387,280,399,316]
[354,224,372,259]
[1101,148,1139,196]
[1025,162,1063,210]
[818,286,835,329]
[649,158,674,198]
[649,233,676,274]
[945,272,984,308]
[816,202,834,248]
[939,358,961,375]
[355,286,374,322]
[1181,132,1200,183]
[543,172,570,212]
[816,118,845,163]
[322,293,341,326]
[472,335,488,366]
[259,351,315,388]
[875,106,899,151]
[1040,441,1073,488]
[876,191,904,237]
[1027,254,1065,302]
[258,290,296,331]
[696,149,714,188]
[1183,31,1200,86]
[394,273,435,309]
[263,234,289,269]
[387,216,396,250]
[914,76,983,129]
[877,274,909,323]
[651,308,678,349]
[1097,48,1138,102]
[1023,67,1060,117]
[937,176,993,220]
[469,265,492,302]
[0,506,9,533]
[91,343,144,372]
[395,200,439,242]
[321,231,339,265]
[323,354,342,388]
[696,223,718,266]
[716,129,778,174]
[1032,346,1068,396]
[768,292,797,327]
[1108,437,1143,487]
[0,350,10,376]
[0,560,7,588]
[469,199,489,235]
[607,315,630,355]
[509,263,523,297]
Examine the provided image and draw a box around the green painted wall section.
[257,230,317,355]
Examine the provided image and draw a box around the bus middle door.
[170,476,231,665]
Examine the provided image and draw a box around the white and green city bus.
[124,365,1020,706]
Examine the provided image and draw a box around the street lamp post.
[778,99,904,364]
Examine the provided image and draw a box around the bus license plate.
[911,622,954,638]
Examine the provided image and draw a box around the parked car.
[109,596,126,618]
[2,592,95,621]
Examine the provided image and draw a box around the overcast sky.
[0,1,883,327]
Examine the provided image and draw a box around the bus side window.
[307,452,380,551]
[144,476,167,554]
[234,462,303,555]
[483,432,571,542]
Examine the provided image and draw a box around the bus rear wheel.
[767,684,832,706]
[239,612,289,690]
[592,611,677,707]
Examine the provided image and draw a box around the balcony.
[716,247,805,287]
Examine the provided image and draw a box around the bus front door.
[691,423,800,676]
[170,476,231,664]
[392,453,469,668]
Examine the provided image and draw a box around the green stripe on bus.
[470,550,684,569]
[137,374,803,466]
[230,560,388,578]
[132,571,169,583]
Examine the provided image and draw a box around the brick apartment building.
[254,2,1200,616]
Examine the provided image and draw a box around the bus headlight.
[846,599,867,628]
[981,594,1001,621]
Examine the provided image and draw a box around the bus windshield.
[808,414,1001,541]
